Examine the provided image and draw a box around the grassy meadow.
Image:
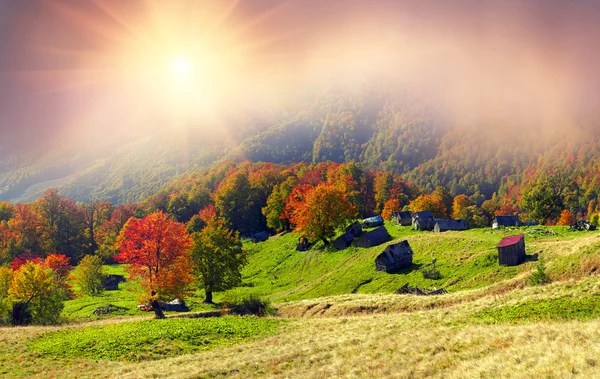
[2,222,600,378]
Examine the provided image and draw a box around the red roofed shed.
[497,234,525,266]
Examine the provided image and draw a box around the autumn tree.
[432,186,453,218]
[9,262,66,325]
[44,254,74,299]
[408,194,447,218]
[451,195,487,227]
[374,171,394,214]
[72,255,106,296]
[0,202,14,223]
[381,199,401,221]
[81,201,113,255]
[557,210,575,226]
[190,216,246,303]
[521,165,574,224]
[115,212,194,307]
[96,203,137,263]
[286,184,357,245]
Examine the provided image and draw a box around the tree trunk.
[204,290,213,304]
[150,300,165,319]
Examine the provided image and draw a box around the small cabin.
[251,231,269,243]
[334,231,355,250]
[497,234,526,266]
[362,215,384,228]
[412,211,436,231]
[103,274,126,291]
[492,215,520,229]
[392,211,413,226]
[375,240,413,273]
[355,226,390,248]
[346,221,363,237]
[434,219,468,233]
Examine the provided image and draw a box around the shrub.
[72,255,106,296]
[529,258,550,286]
[226,295,275,317]
[422,269,441,280]
[0,266,12,325]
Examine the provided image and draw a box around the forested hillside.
[1,83,600,209]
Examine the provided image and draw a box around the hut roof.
[413,211,434,219]
[497,234,525,248]
[356,226,390,248]
[393,211,412,219]
[334,231,355,250]
[362,215,384,225]
[494,215,520,226]
[375,240,413,272]
[434,219,468,231]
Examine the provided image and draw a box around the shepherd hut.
[392,211,413,226]
[497,234,526,266]
[355,226,390,248]
[334,231,355,250]
[296,237,311,251]
[434,219,468,232]
[412,211,436,231]
[492,215,520,229]
[346,221,363,237]
[375,240,413,273]
[362,215,384,228]
[103,274,126,291]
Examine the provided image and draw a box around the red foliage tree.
[557,210,575,226]
[44,253,74,299]
[115,211,194,302]
[10,253,43,271]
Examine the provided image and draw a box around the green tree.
[0,267,12,325]
[72,255,106,296]
[262,177,296,232]
[521,167,573,224]
[214,171,253,232]
[190,217,246,303]
[0,202,14,223]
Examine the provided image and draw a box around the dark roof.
[356,226,390,247]
[497,234,525,248]
[393,211,412,219]
[413,211,434,219]
[494,215,520,226]
[434,219,468,231]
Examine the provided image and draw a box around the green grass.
[30,316,284,361]
[220,223,581,302]
[475,295,600,323]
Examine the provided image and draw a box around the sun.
[171,57,191,76]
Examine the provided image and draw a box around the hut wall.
[498,238,525,266]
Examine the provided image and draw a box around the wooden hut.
[355,226,390,248]
[496,234,526,266]
[103,274,126,291]
[362,215,384,228]
[492,215,520,229]
[346,221,363,237]
[434,219,468,232]
[334,231,355,250]
[375,240,413,273]
[296,237,311,251]
[251,231,269,243]
[412,211,436,231]
[392,211,413,226]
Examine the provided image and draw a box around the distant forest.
[1,84,600,218]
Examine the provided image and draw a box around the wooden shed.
[434,219,468,232]
[497,234,526,266]
[334,231,355,250]
[362,215,384,228]
[346,221,363,237]
[492,215,520,229]
[355,226,390,248]
[375,240,413,273]
[103,274,126,291]
[412,211,436,231]
[392,211,413,226]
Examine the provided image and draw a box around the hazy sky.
[1,0,600,154]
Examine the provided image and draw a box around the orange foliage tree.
[408,194,447,218]
[44,254,74,299]
[381,199,401,221]
[557,210,575,226]
[285,184,357,245]
[115,211,194,303]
